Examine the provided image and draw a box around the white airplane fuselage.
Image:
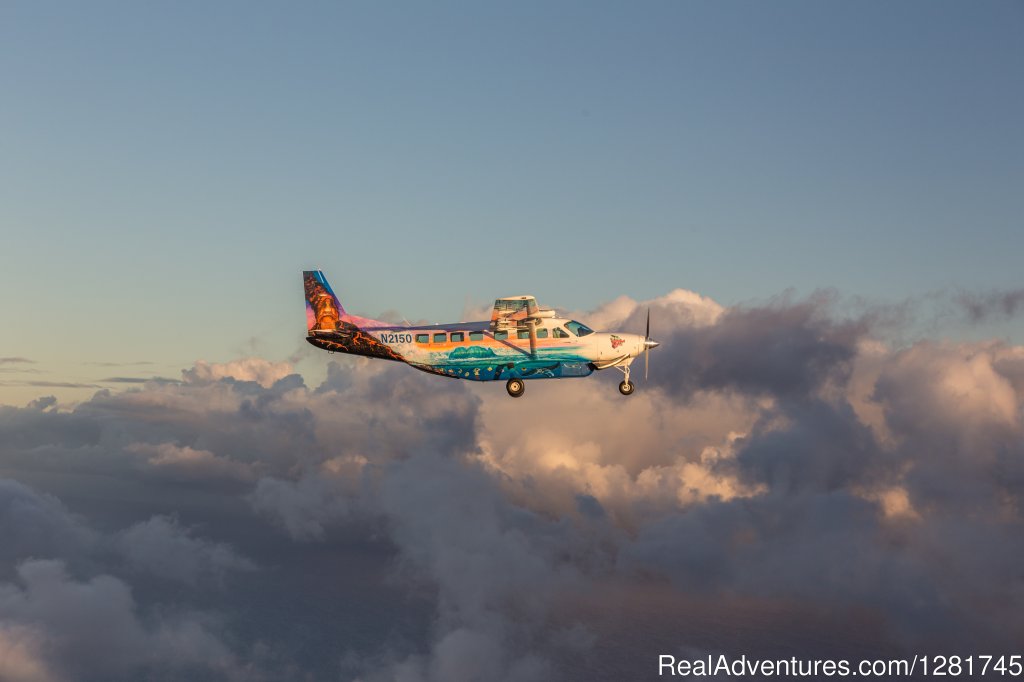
[303,270,657,396]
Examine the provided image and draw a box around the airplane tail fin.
[303,270,347,332]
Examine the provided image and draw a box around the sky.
[2,3,1024,681]
[2,1,1023,404]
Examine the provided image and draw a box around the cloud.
[26,396,56,411]
[87,361,156,367]
[0,357,40,378]
[182,358,295,388]
[128,442,255,484]
[100,376,177,384]
[575,289,724,334]
[872,342,1024,517]
[648,292,865,400]
[0,623,53,682]
[250,474,351,541]
[326,451,586,682]
[0,479,252,679]
[1,288,1024,678]
[116,515,256,585]
[0,559,237,681]
[0,479,96,566]
[9,381,99,389]
[957,288,1024,322]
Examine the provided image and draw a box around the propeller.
[642,308,659,381]
[645,308,650,381]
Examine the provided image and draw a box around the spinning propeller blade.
[644,308,650,381]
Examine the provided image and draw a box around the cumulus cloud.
[0,478,254,679]
[0,559,236,681]
[371,453,586,682]
[182,358,295,388]
[642,291,866,400]
[129,442,255,484]
[250,474,351,541]
[574,289,724,334]
[0,623,53,682]
[1,288,1024,678]
[116,515,256,585]
[0,479,96,567]
[25,396,56,411]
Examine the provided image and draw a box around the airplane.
[303,270,659,397]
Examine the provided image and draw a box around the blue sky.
[2,1,1022,403]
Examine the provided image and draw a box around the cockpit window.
[565,321,594,337]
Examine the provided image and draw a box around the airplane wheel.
[618,380,635,396]
[506,378,525,398]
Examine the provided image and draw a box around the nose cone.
[644,339,659,349]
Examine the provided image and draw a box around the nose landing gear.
[616,365,635,396]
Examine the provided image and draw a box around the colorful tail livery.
[304,270,345,332]
[302,270,659,397]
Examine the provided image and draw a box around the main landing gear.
[504,369,637,398]
[506,378,525,398]
[616,365,635,396]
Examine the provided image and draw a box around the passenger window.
[553,328,570,338]
[433,333,446,343]
[469,332,484,342]
[416,334,429,344]
[494,331,508,341]
[536,329,548,339]
[451,332,464,342]
[517,330,530,340]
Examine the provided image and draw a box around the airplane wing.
[490,296,539,331]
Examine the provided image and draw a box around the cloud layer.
[1,288,1023,680]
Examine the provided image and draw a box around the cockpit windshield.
[565,321,594,337]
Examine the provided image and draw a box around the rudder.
[303,270,346,332]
